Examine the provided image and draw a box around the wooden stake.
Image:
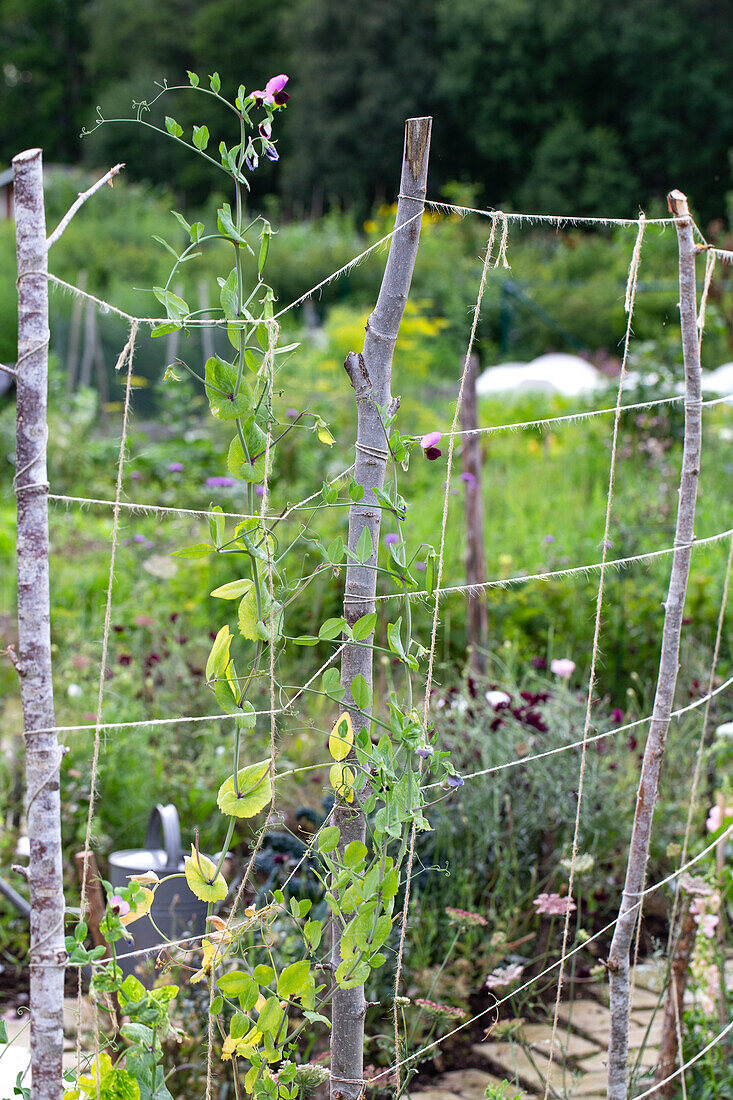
[332,117,431,1100]
[653,898,697,1097]
[14,146,66,1100]
[460,352,488,674]
[607,189,704,1100]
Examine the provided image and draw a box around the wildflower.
[259,121,272,139]
[560,852,595,878]
[416,561,425,571]
[414,999,465,1020]
[286,408,299,418]
[67,684,82,698]
[255,485,264,497]
[206,476,235,488]
[167,462,183,472]
[130,470,141,481]
[611,708,624,723]
[263,143,279,162]
[459,471,476,487]
[294,1065,330,1094]
[445,906,487,927]
[485,963,525,989]
[550,658,575,678]
[384,533,399,546]
[695,913,719,938]
[603,539,614,550]
[108,894,130,917]
[445,774,464,789]
[415,745,434,759]
[544,534,555,544]
[533,892,576,917]
[133,534,146,544]
[249,74,290,107]
[706,803,732,832]
[485,690,511,708]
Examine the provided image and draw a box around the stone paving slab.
[473,1041,556,1094]
[519,1024,601,1061]
[439,1068,525,1098]
[554,999,611,1040]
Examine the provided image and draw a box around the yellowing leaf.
[329,712,354,761]
[211,578,253,600]
[330,763,355,803]
[317,426,335,447]
[217,760,272,818]
[120,888,153,927]
[184,845,228,903]
[238,586,260,641]
[222,1026,262,1061]
[206,625,231,682]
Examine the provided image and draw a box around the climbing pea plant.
[77,74,457,1100]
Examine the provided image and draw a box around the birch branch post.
[332,116,432,1100]
[606,190,704,1100]
[14,147,67,1100]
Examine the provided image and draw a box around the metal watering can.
[108,804,209,984]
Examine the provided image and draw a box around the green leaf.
[187,71,199,87]
[350,673,371,710]
[317,826,340,853]
[217,202,247,245]
[239,980,260,1012]
[219,268,239,321]
[303,920,322,951]
[322,667,346,702]
[217,760,272,818]
[257,996,283,1035]
[204,356,251,420]
[318,617,347,641]
[258,221,272,278]
[292,636,319,646]
[209,72,221,93]
[151,322,182,338]
[208,504,225,548]
[349,480,365,501]
[327,536,344,565]
[152,286,189,321]
[172,543,213,559]
[217,971,255,997]
[355,526,374,564]
[387,619,406,660]
[352,613,377,641]
[277,961,310,998]
[253,964,275,986]
[0,1020,8,1044]
[192,124,210,151]
[164,116,183,138]
[227,419,267,484]
[190,222,204,243]
[183,846,227,903]
[235,701,257,731]
[211,578,253,601]
[151,235,179,259]
[211,995,223,1015]
[237,585,259,641]
[342,840,367,868]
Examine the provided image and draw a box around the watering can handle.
[145,804,182,871]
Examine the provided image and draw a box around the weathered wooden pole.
[607,190,704,1100]
[14,147,66,1100]
[460,352,488,674]
[332,116,431,1100]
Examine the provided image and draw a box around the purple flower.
[459,471,476,487]
[446,774,464,789]
[133,534,146,544]
[130,471,141,481]
[286,408,299,419]
[416,745,434,759]
[144,540,154,550]
[206,476,235,488]
[384,533,399,546]
[263,143,279,162]
[255,485,264,497]
[250,74,290,107]
[168,462,184,472]
[415,561,425,571]
[421,432,442,450]
[259,121,272,139]
[109,894,130,917]
[424,446,442,461]
[602,539,614,550]
[611,708,624,724]
[245,149,259,172]
[544,534,555,544]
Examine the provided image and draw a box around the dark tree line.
[2,0,733,220]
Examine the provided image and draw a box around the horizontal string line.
[373,527,733,601]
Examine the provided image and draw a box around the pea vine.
[71,71,461,1100]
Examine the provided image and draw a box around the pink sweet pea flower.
[421,432,442,450]
[250,74,290,106]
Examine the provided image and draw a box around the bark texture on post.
[607,190,704,1100]
[331,117,431,1100]
[460,353,488,674]
[653,899,697,1097]
[14,147,66,1100]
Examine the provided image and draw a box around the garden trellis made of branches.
[6,118,733,1100]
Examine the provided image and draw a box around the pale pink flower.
[705,803,731,833]
[420,432,442,450]
[486,963,525,989]
[550,658,575,678]
[533,892,577,917]
[695,913,719,939]
[485,690,511,708]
